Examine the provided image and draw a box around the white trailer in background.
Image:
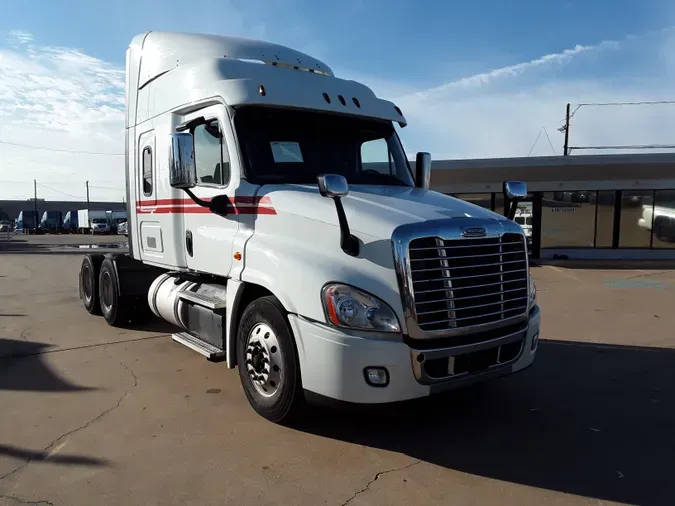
[77,31,540,424]
[77,209,110,234]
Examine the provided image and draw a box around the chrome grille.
[408,233,528,332]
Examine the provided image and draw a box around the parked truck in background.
[78,31,540,424]
[63,210,79,233]
[77,209,110,234]
[16,210,38,234]
[39,211,63,234]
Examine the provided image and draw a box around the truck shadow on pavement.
[296,340,675,506]
[0,339,97,392]
[0,444,110,469]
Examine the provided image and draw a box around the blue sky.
[1,0,674,200]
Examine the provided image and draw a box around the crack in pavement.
[0,494,54,505]
[340,460,422,506]
[0,350,139,484]
[0,333,169,361]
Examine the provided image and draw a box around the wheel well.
[230,283,276,367]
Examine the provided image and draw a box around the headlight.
[322,283,401,333]
[528,274,537,309]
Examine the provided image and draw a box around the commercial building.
[0,200,125,224]
[430,153,675,260]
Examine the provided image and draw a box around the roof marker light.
[258,84,266,96]
[323,93,331,104]
[352,97,361,108]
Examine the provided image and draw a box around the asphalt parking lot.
[1,235,674,506]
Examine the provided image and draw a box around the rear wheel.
[237,296,304,424]
[98,257,131,327]
[79,254,104,315]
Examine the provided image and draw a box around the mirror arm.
[506,200,519,221]
[183,188,210,208]
[333,198,359,257]
[182,189,230,217]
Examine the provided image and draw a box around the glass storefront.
[652,190,675,249]
[541,192,596,248]
[595,191,615,247]
[619,191,654,248]
[451,188,675,257]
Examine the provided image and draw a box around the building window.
[193,119,230,185]
[541,191,596,248]
[142,147,152,196]
[453,193,493,211]
[651,190,675,248]
[619,190,654,248]
[595,191,615,247]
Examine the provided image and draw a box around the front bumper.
[288,305,541,404]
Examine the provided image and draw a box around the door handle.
[186,230,193,257]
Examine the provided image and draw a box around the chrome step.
[178,289,227,310]
[172,332,226,360]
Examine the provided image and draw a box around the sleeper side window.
[142,146,153,196]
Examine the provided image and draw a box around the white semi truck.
[78,31,541,423]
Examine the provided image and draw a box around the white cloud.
[391,27,675,160]
[0,34,125,201]
[406,42,615,98]
[8,30,34,44]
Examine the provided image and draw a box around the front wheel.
[236,296,304,424]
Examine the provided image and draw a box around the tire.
[79,254,104,315]
[237,296,304,424]
[98,257,131,327]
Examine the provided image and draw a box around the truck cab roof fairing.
[136,31,334,89]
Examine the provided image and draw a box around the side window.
[142,146,153,196]
[360,138,393,176]
[193,119,230,185]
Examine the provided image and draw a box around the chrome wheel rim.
[100,270,113,313]
[82,265,92,303]
[245,323,282,398]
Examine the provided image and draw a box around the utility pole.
[33,179,38,233]
[563,103,571,156]
[86,180,90,214]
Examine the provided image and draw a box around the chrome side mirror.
[415,152,431,189]
[503,181,528,201]
[317,174,358,257]
[317,174,349,198]
[169,133,197,189]
[503,180,528,220]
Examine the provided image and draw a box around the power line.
[0,139,124,156]
[542,127,558,155]
[526,126,558,156]
[569,144,675,151]
[36,183,81,200]
[89,185,125,191]
[526,127,543,157]
[576,100,675,107]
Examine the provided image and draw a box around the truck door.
[181,105,238,277]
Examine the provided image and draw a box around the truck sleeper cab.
[78,31,541,424]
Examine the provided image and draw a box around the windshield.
[234,106,414,186]
[92,218,107,224]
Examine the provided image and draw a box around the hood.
[258,185,508,239]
